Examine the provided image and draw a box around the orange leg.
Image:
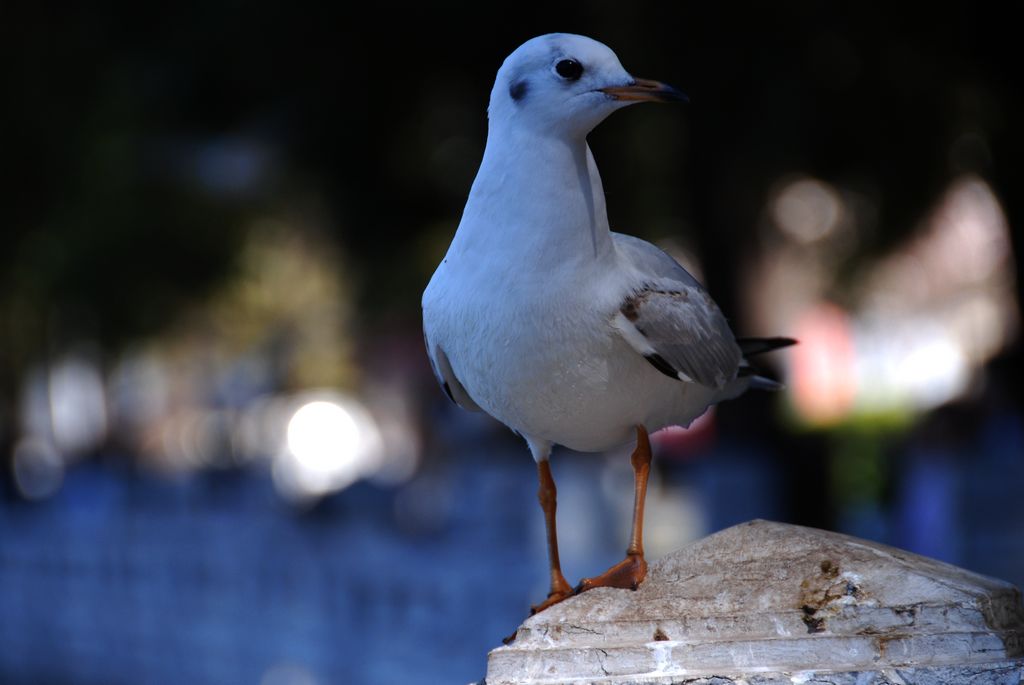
[576,425,651,594]
[529,459,575,614]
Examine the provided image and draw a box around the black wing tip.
[644,352,682,381]
[737,366,786,391]
[737,336,798,357]
[749,375,785,391]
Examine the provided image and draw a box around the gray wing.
[423,334,483,412]
[611,233,742,389]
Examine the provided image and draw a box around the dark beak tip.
[630,78,689,104]
[655,82,689,104]
[670,89,690,104]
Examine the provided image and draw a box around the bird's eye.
[555,59,584,81]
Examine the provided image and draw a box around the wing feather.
[613,287,741,389]
[611,233,742,389]
[423,336,483,412]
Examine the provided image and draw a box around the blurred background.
[2,2,1022,683]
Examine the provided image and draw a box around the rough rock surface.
[485,520,1024,684]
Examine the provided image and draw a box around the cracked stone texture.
[485,520,1024,684]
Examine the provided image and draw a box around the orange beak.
[600,78,688,103]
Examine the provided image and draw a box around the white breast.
[423,247,723,452]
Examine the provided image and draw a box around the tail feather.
[749,375,785,391]
[737,336,797,357]
[736,337,795,391]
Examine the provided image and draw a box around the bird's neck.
[450,126,613,270]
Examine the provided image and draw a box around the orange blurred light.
[790,302,857,425]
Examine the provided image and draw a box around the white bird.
[422,33,792,616]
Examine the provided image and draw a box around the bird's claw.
[575,553,647,594]
[530,588,574,615]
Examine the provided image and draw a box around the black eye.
[555,59,584,81]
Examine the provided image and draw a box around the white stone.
[485,520,1024,684]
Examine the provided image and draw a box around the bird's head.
[488,33,686,139]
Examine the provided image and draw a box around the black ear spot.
[509,79,529,102]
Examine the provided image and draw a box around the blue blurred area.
[3,415,1022,684]
[894,406,1024,584]
[1,446,539,684]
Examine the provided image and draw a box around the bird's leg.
[530,459,575,614]
[576,425,651,594]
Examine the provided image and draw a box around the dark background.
[2,3,1022,684]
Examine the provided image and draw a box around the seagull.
[422,33,793,616]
